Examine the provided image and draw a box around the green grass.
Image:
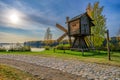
[0,49,120,67]
[0,64,37,80]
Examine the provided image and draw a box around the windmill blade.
[56,23,68,33]
[57,33,67,42]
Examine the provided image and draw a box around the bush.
[57,44,70,50]
[44,46,50,50]
[8,46,31,52]
[22,46,31,51]
[56,45,63,50]
[100,43,120,51]
[108,43,120,51]
[0,48,6,52]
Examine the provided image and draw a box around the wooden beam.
[56,23,68,33]
[57,33,67,42]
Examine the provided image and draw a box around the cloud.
[0,0,64,42]
[0,0,59,31]
[0,0,120,41]
[11,0,60,25]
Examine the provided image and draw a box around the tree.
[44,27,52,41]
[44,27,53,46]
[87,2,106,47]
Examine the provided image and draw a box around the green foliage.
[92,36,105,47]
[109,43,120,51]
[22,46,31,51]
[9,46,31,52]
[56,44,63,50]
[0,48,6,52]
[87,2,106,47]
[57,44,70,50]
[44,46,50,50]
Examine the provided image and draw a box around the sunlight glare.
[9,13,19,24]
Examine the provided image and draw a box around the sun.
[9,13,19,24]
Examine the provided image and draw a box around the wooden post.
[106,30,111,60]
[54,47,55,53]
[66,17,72,47]
[64,49,65,53]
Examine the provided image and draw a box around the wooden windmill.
[56,12,95,51]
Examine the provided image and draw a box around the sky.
[0,0,120,43]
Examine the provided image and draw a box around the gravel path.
[0,54,120,80]
[0,58,84,80]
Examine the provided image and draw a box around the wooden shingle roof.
[68,12,94,22]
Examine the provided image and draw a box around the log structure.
[56,12,95,51]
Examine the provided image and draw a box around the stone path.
[0,54,120,80]
[0,58,85,80]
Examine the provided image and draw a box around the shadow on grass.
[54,49,107,57]
[55,50,83,56]
[86,50,107,55]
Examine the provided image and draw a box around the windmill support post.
[66,17,72,47]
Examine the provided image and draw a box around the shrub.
[0,48,6,52]
[8,46,31,52]
[44,46,50,50]
[56,45,63,50]
[22,46,31,51]
[57,44,70,50]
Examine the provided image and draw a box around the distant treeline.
[24,37,120,51]
[24,40,69,48]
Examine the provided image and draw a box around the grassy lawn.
[0,64,37,80]
[0,49,120,67]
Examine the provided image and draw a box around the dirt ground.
[0,58,86,80]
